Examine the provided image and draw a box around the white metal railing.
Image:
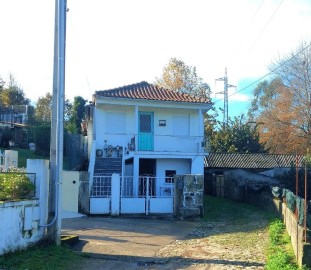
[121,176,134,197]
[120,176,174,198]
[91,174,112,197]
[100,134,205,156]
[149,134,204,153]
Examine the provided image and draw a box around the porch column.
[198,109,204,152]
[111,173,120,216]
[135,105,138,150]
[133,156,139,196]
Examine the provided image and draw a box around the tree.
[66,96,86,134]
[35,93,53,123]
[0,76,4,92]
[248,41,311,154]
[155,57,211,99]
[209,115,266,153]
[0,74,30,106]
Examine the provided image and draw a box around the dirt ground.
[63,208,270,270]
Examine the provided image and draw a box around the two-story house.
[86,81,212,215]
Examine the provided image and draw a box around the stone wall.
[174,174,204,218]
[78,171,89,214]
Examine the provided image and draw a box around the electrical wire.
[214,41,311,104]
[248,0,285,53]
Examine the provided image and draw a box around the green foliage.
[210,115,266,153]
[0,127,14,147]
[269,219,284,245]
[31,124,51,155]
[66,96,87,134]
[0,74,30,106]
[0,171,34,201]
[35,92,52,123]
[266,219,302,270]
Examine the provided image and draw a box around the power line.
[214,42,311,104]
[248,0,285,53]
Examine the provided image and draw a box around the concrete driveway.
[62,216,199,258]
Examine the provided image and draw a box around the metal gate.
[120,176,174,215]
[90,174,112,214]
[90,175,174,215]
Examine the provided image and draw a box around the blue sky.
[0,0,311,119]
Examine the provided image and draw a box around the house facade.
[86,81,212,215]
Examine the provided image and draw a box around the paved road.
[62,215,200,269]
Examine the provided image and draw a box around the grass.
[265,219,306,270]
[1,147,48,168]
[0,242,83,270]
[203,194,271,223]
[204,195,304,269]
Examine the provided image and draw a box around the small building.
[204,153,304,200]
[85,81,212,215]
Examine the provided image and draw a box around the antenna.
[215,68,236,127]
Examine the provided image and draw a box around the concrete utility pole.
[48,0,67,245]
[215,68,235,127]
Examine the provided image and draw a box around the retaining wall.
[0,200,45,255]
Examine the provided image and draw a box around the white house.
[86,81,212,215]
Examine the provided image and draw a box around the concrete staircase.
[91,157,123,196]
[93,157,122,175]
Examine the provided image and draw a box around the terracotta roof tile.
[96,81,211,104]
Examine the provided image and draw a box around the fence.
[89,174,174,215]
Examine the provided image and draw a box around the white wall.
[0,159,49,255]
[156,159,191,194]
[94,106,204,153]
[0,200,44,255]
[191,156,205,175]
[95,107,135,149]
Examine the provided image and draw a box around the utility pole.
[215,68,235,127]
[47,0,67,245]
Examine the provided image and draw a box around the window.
[105,112,125,133]
[165,170,176,183]
[172,115,189,136]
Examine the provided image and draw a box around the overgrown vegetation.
[266,219,304,270]
[0,169,34,201]
[0,242,83,270]
[204,196,303,269]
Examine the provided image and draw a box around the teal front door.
[138,112,154,151]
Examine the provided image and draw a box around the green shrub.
[269,219,284,245]
[0,172,34,201]
[266,219,303,270]
[266,251,298,270]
